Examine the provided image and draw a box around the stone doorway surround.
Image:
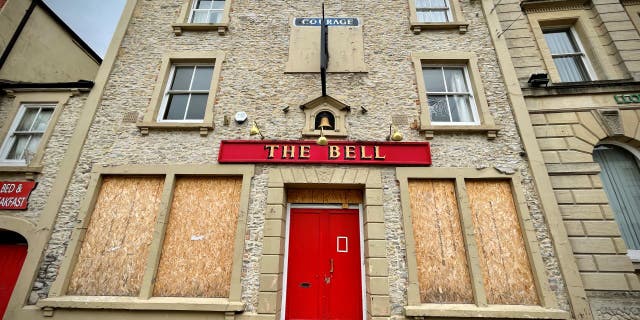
[256,167,390,320]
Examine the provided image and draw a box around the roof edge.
[35,0,103,64]
[0,79,95,90]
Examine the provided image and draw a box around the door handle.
[330,258,334,274]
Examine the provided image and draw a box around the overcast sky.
[43,0,126,58]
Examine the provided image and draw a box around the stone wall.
[0,93,87,224]
[495,0,633,85]
[530,107,640,290]
[32,0,569,316]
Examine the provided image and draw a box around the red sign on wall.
[0,181,36,210]
[218,140,431,165]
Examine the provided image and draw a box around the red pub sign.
[0,181,36,210]
[218,140,431,165]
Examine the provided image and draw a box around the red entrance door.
[0,244,27,318]
[285,208,362,320]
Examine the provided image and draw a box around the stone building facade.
[493,0,640,317]
[0,0,100,318]
[0,0,638,320]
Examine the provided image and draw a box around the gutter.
[0,80,95,90]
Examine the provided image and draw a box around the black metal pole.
[320,3,328,96]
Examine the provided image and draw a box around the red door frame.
[0,244,27,318]
[282,204,365,320]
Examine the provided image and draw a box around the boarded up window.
[153,176,242,297]
[68,176,164,296]
[408,179,473,303]
[466,180,539,305]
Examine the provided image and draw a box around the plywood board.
[287,189,362,204]
[466,180,539,305]
[68,176,164,296]
[408,180,473,304]
[153,177,242,297]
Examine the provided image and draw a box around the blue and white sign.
[295,17,359,27]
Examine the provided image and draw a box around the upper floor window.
[190,0,225,23]
[423,66,478,125]
[138,51,225,135]
[172,0,232,35]
[0,104,54,165]
[415,0,452,23]
[543,28,593,82]
[159,65,214,122]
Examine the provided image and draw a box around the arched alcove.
[593,143,640,259]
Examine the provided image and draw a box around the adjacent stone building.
[493,0,640,317]
[0,0,100,318]
[0,0,638,320]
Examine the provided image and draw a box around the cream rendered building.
[0,0,100,319]
[0,0,639,320]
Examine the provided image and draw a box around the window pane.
[212,0,225,10]
[208,11,222,23]
[448,95,474,122]
[25,134,41,158]
[416,0,428,9]
[171,67,194,90]
[444,68,468,93]
[16,108,38,131]
[416,11,428,22]
[424,68,446,92]
[195,0,212,9]
[426,10,448,22]
[428,95,450,122]
[192,66,214,90]
[33,108,53,131]
[186,94,208,120]
[554,56,589,82]
[164,94,189,120]
[6,135,29,160]
[191,11,209,23]
[544,30,577,54]
[430,0,448,8]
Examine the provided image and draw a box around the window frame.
[39,164,254,312]
[189,0,225,24]
[415,0,453,23]
[138,51,225,136]
[172,0,232,36]
[527,11,623,83]
[408,0,468,34]
[542,27,595,82]
[0,104,55,165]
[0,92,71,173]
[411,51,499,139]
[157,64,215,123]
[422,64,480,126]
[396,167,569,319]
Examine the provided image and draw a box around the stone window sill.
[421,124,500,140]
[172,23,229,36]
[411,22,469,34]
[37,296,244,313]
[136,122,214,136]
[0,165,43,173]
[0,165,43,179]
[405,304,570,319]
